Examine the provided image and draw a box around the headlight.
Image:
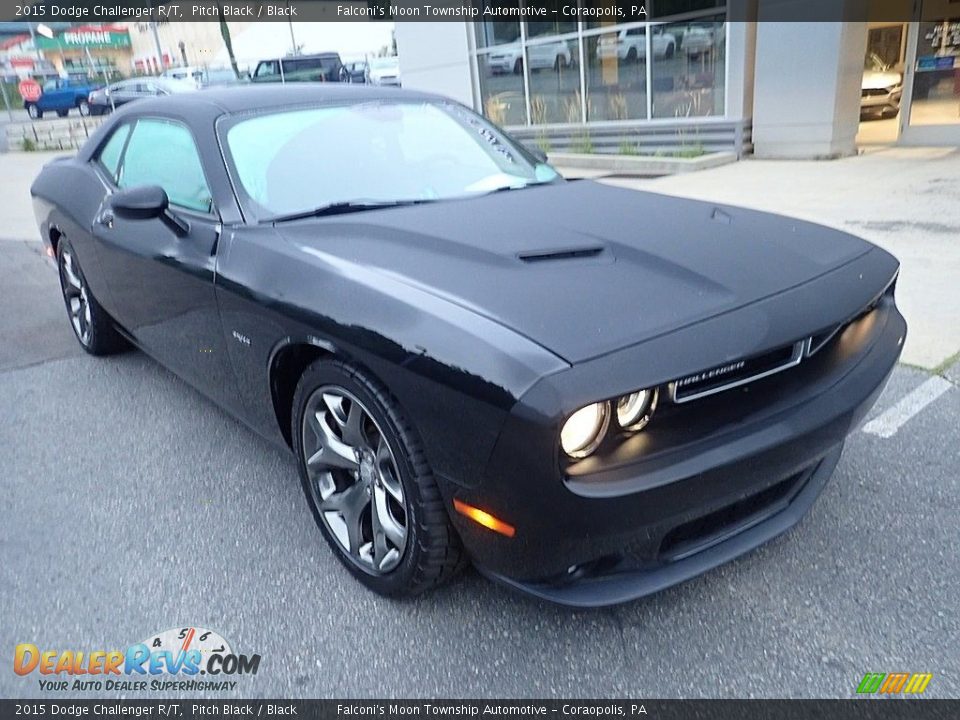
[616,388,658,431]
[560,402,610,458]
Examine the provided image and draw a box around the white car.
[366,57,401,87]
[596,26,677,63]
[861,52,902,118]
[161,66,204,87]
[681,25,725,57]
[487,40,573,74]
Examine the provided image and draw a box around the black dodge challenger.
[31,85,905,606]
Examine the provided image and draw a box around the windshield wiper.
[271,199,432,223]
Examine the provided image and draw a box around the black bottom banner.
[1,700,956,720]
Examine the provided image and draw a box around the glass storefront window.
[478,52,527,126]
[526,38,581,124]
[652,0,726,18]
[584,30,648,121]
[909,18,960,126]
[583,1,646,31]
[527,0,576,39]
[651,18,725,119]
[474,2,520,49]
[472,10,728,127]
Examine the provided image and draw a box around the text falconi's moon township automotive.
[337,4,644,18]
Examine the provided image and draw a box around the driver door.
[90,117,238,410]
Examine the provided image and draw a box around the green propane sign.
[36,29,131,50]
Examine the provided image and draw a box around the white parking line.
[862,376,953,438]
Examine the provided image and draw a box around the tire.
[26,103,41,120]
[513,58,523,75]
[57,239,125,356]
[292,359,466,597]
[77,100,90,117]
[554,55,567,71]
[665,43,675,59]
[56,109,69,118]
[626,47,638,63]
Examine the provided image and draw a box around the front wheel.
[292,359,466,597]
[77,100,90,117]
[26,103,41,119]
[57,239,125,355]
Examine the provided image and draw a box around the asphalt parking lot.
[1,235,957,700]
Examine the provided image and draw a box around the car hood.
[277,181,875,364]
[862,70,901,89]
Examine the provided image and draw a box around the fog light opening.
[453,499,515,538]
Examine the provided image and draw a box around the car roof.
[123,83,441,118]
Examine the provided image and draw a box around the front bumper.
[441,279,905,607]
[482,445,841,607]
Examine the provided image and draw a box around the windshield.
[223,101,559,221]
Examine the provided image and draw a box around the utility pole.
[29,22,43,63]
[287,9,298,56]
[150,21,164,73]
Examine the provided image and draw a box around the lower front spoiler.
[479,444,842,608]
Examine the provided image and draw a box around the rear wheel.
[77,100,90,117]
[57,239,125,356]
[292,359,466,597]
[513,58,523,75]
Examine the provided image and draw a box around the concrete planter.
[548,151,737,177]
[2,116,106,153]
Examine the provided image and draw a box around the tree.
[215,4,240,79]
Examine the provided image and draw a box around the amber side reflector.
[45,246,55,258]
[453,499,515,538]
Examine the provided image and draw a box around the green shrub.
[571,132,594,154]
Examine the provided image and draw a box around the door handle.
[96,210,114,229]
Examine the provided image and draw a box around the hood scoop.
[518,246,605,263]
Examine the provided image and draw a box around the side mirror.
[110,185,168,220]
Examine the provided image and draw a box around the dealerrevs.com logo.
[14,627,261,692]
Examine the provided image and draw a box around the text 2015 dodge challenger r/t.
[31,85,905,606]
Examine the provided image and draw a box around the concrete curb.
[548,151,738,176]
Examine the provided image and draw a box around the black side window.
[255,60,278,78]
[95,124,132,183]
[117,119,214,214]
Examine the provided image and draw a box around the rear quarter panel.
[30,158,112,310]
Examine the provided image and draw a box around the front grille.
[670,340,805,403]
[658,468,810,561]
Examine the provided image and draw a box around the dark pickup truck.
[25,78,101,119]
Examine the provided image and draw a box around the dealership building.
[395,0,960,158]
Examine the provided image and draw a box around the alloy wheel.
[301,386,409,575]
[60,247,92,346]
